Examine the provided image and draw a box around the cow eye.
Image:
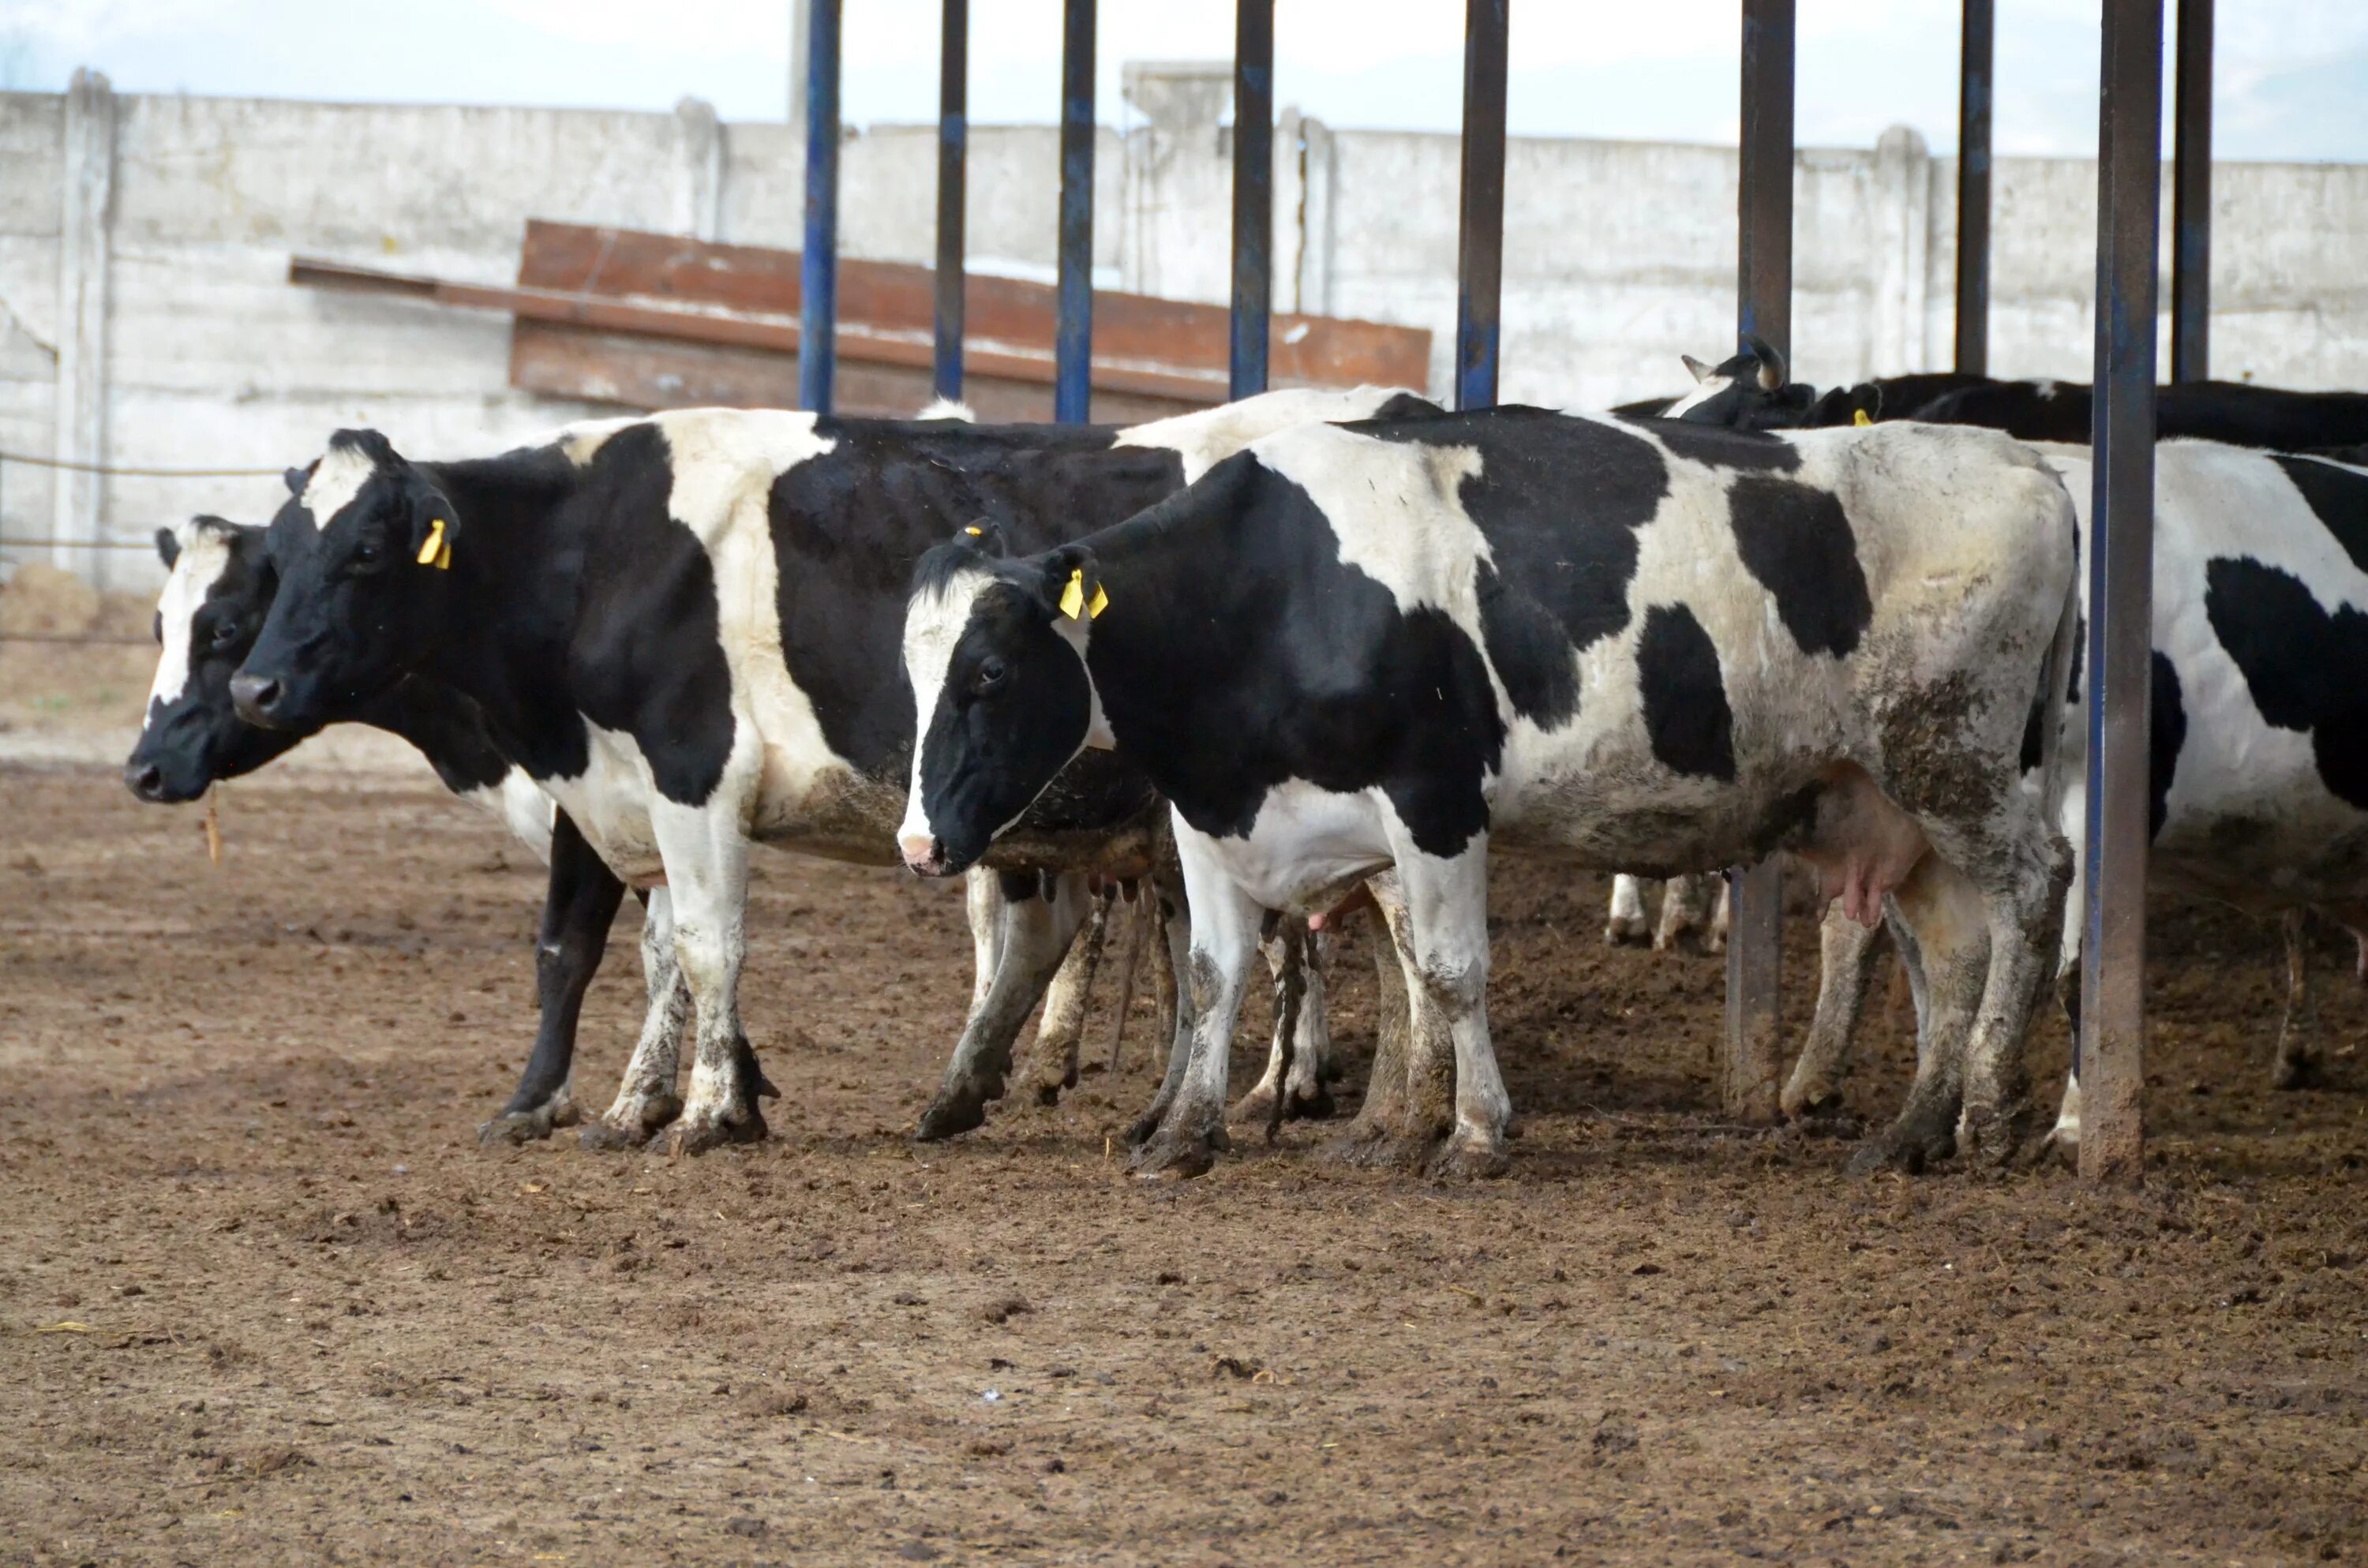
[974,656,1008,692]
[351,539,383,567]
[209,619,242,650]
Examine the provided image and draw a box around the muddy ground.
[2,758,2366,1566]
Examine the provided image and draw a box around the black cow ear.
[155,526,181,569]
[403,469,460,570]
[283,465,312,496]
[958,518,1008,556]
[1037,544,1105,624]
[1680,354,1713,384]
[1741,333,1787,391]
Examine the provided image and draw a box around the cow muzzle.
[899,833,954,878]
[229,672,289,729]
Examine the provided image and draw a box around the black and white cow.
[1785,443,2368,1150]
[1915,378,2368,450]
[125,515,785,1145]
[227,389,1429,1154]
[897,406,2081,1177]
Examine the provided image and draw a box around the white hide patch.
[1246,421,1491,627]
[1116,384,1422,483]
[897,567,995,852]
[557,414,653,469]
[916,397,977,422]
[300,441,381,530]
[144,523,234,720]
[1658,375,1729,419]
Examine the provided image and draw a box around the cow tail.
[2033,559,2081,858]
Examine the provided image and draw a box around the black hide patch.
[1376,409,1669,731]
[1636,604,1737,781]
[1726,474,1873,658]
[562,425,736,805]
[2272,455,2368,576]
[2205,556,2368,810]
[2148,650,2186,843]
[773,419,1184,777]
[1643,419,1803,472]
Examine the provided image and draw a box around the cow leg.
[1707,876,1731,955]
[1653,873,1716,953]
[1604,874,1650,945]
[1126,867,1201,1145]
[581,888,694,1150]
[1332,872,1459,1169]
[918,872,1092,1140]
[1949,826,2074,1169]
[1389,834,1511,1180]
[1328,883,1411,1162]
[1233,922,1338,1125]
[649,805,765,1155]
[1848,855,1984,1175]
[1288,928,1340,1109]
[1781,900,1889,1121]
[481,811,624,1144]
[965,866,1006,1012]
[1020,881,1111,1106]
[1132,829,1258,1179]
[2272,908,2323,1090]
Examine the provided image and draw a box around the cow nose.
[899,833,944,875]
[230,672,282,726]
[124,761,164,801]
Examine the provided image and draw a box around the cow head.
[1658,336,1884,431]
[233,429,460,732]
[895,524,1106,877]
[125,518,305,802]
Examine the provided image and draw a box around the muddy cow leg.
[655,800,768,1155]
[1387,834,1509,1181]
[1127,867,1204,1146]
[581,888,692,1151]
[1653,873,1717,953]
[918,871,1092,1140]
[1021,881,1112,1106]
[1604,874,1650,946]
[1781,900,1889,1121]
[1131,830,1260,1179]
[1849,856,1984,1175]
[1234,920,1338,1125]
[482,812,624,1145]
[1343,870,1459,1171]
[2272,908,2324,1090]
[1328,884,1412,1163]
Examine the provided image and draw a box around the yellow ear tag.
[1853,408,1873,428]
[964,525,984,537]
[1088,582,1109,619]
[418,518,451,568]
[1058,569,1085,620]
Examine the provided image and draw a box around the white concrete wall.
[2,70,2364,593]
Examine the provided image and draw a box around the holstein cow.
[229,389,1430,1154]
[1785,443,2368,1151]
[896,405,2081,1177]
[1917,378,2368,450]
[126,514,783,1145]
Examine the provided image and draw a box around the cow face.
[234,429,460,732]
[896,533,1103,876]
[1662,335,1791,424]
[126,518,304,802]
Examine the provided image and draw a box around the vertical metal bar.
[1054,0,1097,425]
[1454,0,1508,412]
[1955,0,1994,376]
[1726,0,1794,1125]
[934,0,969,400]
[797,0,841,414]
[1229,0,1276,400]
[2171,0,2213,384]
[2080,0,2165,1184]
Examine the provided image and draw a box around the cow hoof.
[1846,1121,1954,1177]
[1287,1083,1339,1121]
[1602,917,1649,948]
[1031,1082,1063,1108]
[915,1088,989,1143]
[665,1104,767,1156]
[579,1093,681,1152]
[1958,1105,2036,1170]
[1130,1119,1228,1180]
[1122,1104,1171,1147]
[2270,1055,2321,1091]
[478,1090,579,1147]
[1428,1129,1511,1182]
[1227,1084,1281,1126]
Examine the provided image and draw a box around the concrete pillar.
[1296,114,1336,318]
[52,68,114,588]
[1118,60,1231,303]
[673,96,723,241]
[1872,125,1931,376]
[1273,106,1306,315]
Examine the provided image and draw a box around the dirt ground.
[3,756,2366,1567]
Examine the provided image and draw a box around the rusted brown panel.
[511,321,1199,425]
[516,221,1429,393]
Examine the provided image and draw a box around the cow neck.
[353,677,511,798]
[412,453,592,783]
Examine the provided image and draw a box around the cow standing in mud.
[897,405,2081,1177]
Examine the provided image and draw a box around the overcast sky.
[5,1,2364,162]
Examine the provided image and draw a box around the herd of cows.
[120,344,2368,1179]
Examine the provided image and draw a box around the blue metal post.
[934,0,969,400]
[1229,0,1276,400]
[1454,0,1508,412]
[2079,0,2166,1182]
[1054,0,1096,424]
[1957,0,1994,374]
[798,0,841,414]
[2171,0,2213,383]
